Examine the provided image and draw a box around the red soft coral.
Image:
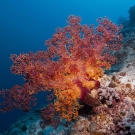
[0,15,122,121]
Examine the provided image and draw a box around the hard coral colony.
[0,15,122,124]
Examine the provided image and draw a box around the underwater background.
[0,0,135,134]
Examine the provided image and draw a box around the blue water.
[0,0,135,133]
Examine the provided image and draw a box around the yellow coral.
[54,88,81,121]
[85,62,104,80]
[81,80,96,90]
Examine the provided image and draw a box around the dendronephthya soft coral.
[0,15,123,122]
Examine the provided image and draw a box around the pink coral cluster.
[98,86,120,106]
[0,15,122,122]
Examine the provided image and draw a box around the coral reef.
[0,109,72,135]
[2,15,132,135]
[0,15,122,119]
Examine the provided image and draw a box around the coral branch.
[0,83,37,112]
